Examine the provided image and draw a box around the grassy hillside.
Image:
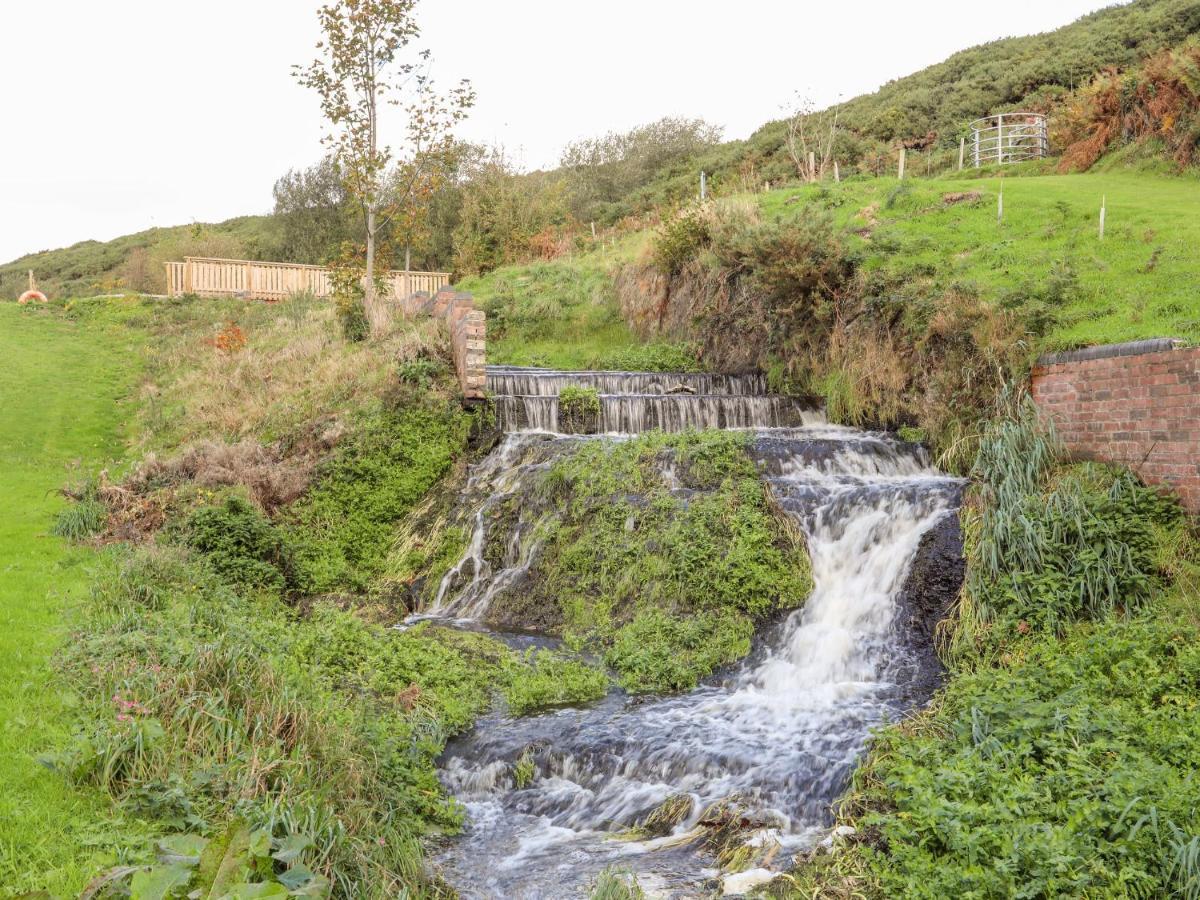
[0,216,276,301]
[586,0,1200,220]
[759,172,1200,349]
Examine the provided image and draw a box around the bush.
[558,385,600,434]
[181,493,290,593]
[652,203,713,275]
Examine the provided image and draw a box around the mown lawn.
[759,172,1200,350]
[0,303,143,895]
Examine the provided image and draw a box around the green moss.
[530,431,812,692]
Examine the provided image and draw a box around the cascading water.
[420,366,963,898]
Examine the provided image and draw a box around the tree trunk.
[364,206,387,334]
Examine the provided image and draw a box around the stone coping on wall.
[1035,338,1186,368]
[398,288,486,403]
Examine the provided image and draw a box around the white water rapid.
[420,367,963,898]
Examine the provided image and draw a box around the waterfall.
[417,367,963,897]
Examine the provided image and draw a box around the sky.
[1,0,1119,264]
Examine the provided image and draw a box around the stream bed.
[413,367,963,898]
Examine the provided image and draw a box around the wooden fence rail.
[164,257,451,301]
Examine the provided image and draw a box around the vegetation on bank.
[1,296,619,896]
[523,431,812,691]
[781,400,1200,899]
[623,172,1200,471]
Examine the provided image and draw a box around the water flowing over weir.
[421,366,963,897]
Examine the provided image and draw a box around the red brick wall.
[1031,340,1200,513]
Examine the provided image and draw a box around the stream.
[415,366,963,898]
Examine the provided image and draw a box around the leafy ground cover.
[782,399,1200,899]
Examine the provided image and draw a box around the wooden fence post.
[958,137,965,171]
[808,152,816,183]
[1099,195,1107,240]
[834,161,841,183]
[898,148,906,180]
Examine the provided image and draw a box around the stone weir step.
[486,366,822,434]
[485,365,767,398]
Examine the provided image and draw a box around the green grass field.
[0,303,143,895]
[759,172,1200,350]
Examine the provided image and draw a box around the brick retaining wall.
[399,288,487,402]
[1031,339,1199,513]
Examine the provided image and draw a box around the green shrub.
[181,494,290,593]
[652,204,712,275]
[335,294,369,343]
[960,399,1182,644]
[558,385,601,434]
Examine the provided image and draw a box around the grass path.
[0,304,141,895]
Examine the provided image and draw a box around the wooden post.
[590,221,596,240]
[834,161,841,183]
[28,270,35,293]
[958,137,965,171]
[700,171,707,201]
[245,261,253,300]
[1099,195,1107,240]
[997,182,1004,225]
[898,148,906,180]
[808,151,816,183]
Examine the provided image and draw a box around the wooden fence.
[164,257,451,301]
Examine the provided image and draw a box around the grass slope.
[759,172,1200,349]
[0,304,142,894]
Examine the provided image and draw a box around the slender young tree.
[296,0,471,332]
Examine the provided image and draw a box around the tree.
[784,94,840,183]
[271,155,355,265]
[295,0,472,333]
[560,117,722,222]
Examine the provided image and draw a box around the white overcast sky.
[1,0,1118,263]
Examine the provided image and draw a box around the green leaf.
[158,835,209,866]
[276,864,331,895]
[247,829,272,860]
[130,865,193,900]
[270,833,312,864]
[215,885,289,900]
